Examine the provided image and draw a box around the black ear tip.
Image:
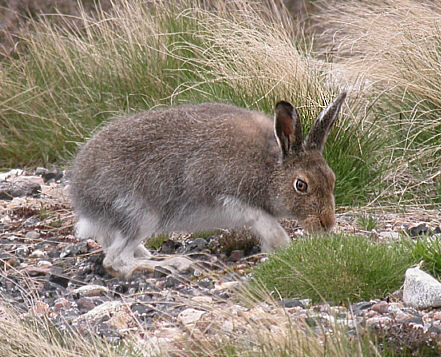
[275,100,294,112]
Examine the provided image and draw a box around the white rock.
[403,267,441,309]
[74,301,125,322]
[214,281,239,291]
[29,249,46,258]
[178,308,206,325]
[37,260,52,268]
[221,319,234,333]
[379,231,400,239]
[0,169,23,181]
[25,231,40,240]
[73,284,109,297]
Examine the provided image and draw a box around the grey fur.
[71,96,345,278]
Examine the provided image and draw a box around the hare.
[71,93,346,278]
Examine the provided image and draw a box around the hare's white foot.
[134,244,152,258]
[251,214,291,252]
[104,255,193,278]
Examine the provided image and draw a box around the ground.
[1,168,441,355]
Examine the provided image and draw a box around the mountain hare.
[71,93,346,278]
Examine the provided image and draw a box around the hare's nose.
[319,211,335,231]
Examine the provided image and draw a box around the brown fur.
[70,94,345,277]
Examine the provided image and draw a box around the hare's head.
[272,93,346,232]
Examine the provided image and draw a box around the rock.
[53,298,72,312]
[73,284,109,297]
[33,301,50,316]
[60,241,89,258]
[37,260,53,268]
[16,245,30,256]
[0,169,23,181]
[25,231,40,240]
[372,301,389,314]
[214,281,239,291]
[35,167,64,183]
[24,266,51,276]
[165,275,181,288]
[178,308,206,325]
[0,181,41,200]
[366,316,393,328]
[77,297,98,313]
[49,267,70,288]
[350,301,376,316]
[403,267,441,309]
[74,301,126,323]
[192,238,207,251]
[379,231,400,239]
[160,240,177,254]
[229,250,244,262]
[29,249,46,258]
[408,223,429,237]
[279,298,304,308]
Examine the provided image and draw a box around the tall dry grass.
[0,0,382,205]
[316,0,441,205]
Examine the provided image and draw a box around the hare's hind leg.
[102,213,193,278]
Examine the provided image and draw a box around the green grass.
[356,214,378,231]
[406,235,441,277]
[252,233,415,304]
[0,0,387,206]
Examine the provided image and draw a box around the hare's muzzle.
[303,209,336,233]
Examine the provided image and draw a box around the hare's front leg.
[249,212,291,252]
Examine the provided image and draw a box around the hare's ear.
[274,101,303,159]
[304,92,346,152]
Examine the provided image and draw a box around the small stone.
[33,301,50,316]
[350,301,376,316]
[432,311,441,321]
[192,238,207,250]
[39,167,63,183]
[86,239,101,250]
[279,298,304,308]
[25,231,40,240]
[408,223,429,237]
[24,266,50,276]
[178,308,206,325]
[403,267,441,309]
[221,319,234,333]
[0,180,41,200]
[16,246,30,256]
[73,284,109,297]
[214,281,239,291]
[366,316,393,328]
[160,240,176,254]
[76,297,97,313]
[53,298,72,312]
[23,217,40,227]
[229,250,244,262]
[29,249,46,258]
[165,275,181,288]
[49,267,70,288]
[379,231,400,239]
[37,260,52,268]
[75,301,125,323]
[372,302,389,314]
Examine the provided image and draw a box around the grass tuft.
[252,233,415,304]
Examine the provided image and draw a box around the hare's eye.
[294,179,308,194]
